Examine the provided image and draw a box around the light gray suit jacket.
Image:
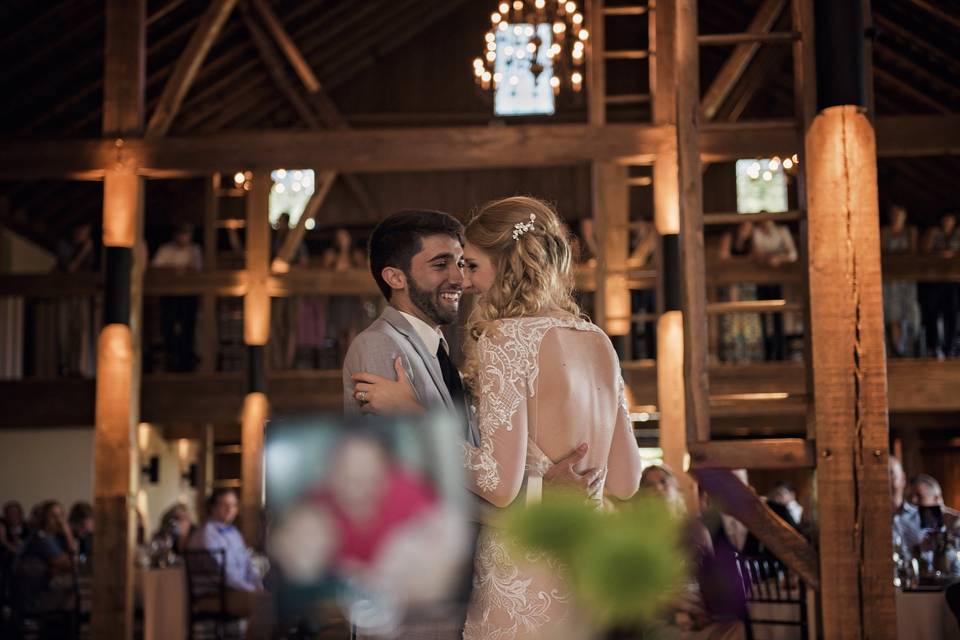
[342,306,480,446]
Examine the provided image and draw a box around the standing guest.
[67,502,94,558]
[919,212,960,359]
[323,229,377,363]
[152,224,203,371]
[751,219,798,361]
[718,221,763,362]
[269,213,307,370]
[189,489,263,616]
[881,205,920,356]
[13,501,77,615]
[2,500,31,553]
[54,222,97,377]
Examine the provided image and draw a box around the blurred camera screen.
[265,413,472,634]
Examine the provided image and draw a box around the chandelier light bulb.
[499,2,509,12]
[486,51,496,62]
[535,0,546,7]
[510,75,520,85]
[572,13,583,24]
[550,76,560,87]
[565,1,576,13]
[783,158,794,169]
[233,172,245,185]
[527,42,537,52]
[485,32,496,42]
[578,28,589,40]
[498,21,508,30]
[491,12,501,23]
[553,22,565,33]
[571,71,582,83]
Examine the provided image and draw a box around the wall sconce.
[141,456,160,484]
[181,463,198,489]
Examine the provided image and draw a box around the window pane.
[494,23,555,117]
[735,159,788,213]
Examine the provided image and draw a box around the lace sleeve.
[462,323,530,509]
[605,375,642,500]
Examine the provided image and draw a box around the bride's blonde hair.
[462,196,582,388]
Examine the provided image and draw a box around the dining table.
[896,587,960,640]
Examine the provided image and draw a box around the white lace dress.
[461,315,642,640]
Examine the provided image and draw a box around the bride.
[358,196,642,639]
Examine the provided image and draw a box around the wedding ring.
[358,391,368,403]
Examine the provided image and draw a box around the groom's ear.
[381,266,407,293]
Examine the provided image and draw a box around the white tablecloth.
[140,566,187,640]
[896,589,960,640]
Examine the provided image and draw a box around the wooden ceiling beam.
[906,0,960,32]
[873,14,960,78]
[247,0,322,94]
[145,0,240,137]
[5,114,960,179]
[873,42,960,103]
[873,67,951,115]
[700,0,788,121]
[175,0,392,132]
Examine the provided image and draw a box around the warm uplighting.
[103,169,139,248]
[473,0,588,100]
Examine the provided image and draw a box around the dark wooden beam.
[145,0,239,137]
[4,114,960,179]
[693,468,819,588]
[688,438,815,469]
[247,0,322,94]
[701,0,788,121]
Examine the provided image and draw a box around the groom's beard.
[407,276,460,326]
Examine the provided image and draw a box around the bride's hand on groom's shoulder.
[352,357,425,415]
[543,443,603,497]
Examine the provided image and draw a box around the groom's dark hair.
[368,210,464,300]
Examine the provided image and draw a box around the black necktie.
[436,341,465,410]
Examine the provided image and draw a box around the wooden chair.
[182,549,242,640]
[736,554,808,640]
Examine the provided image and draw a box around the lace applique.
[463,529,573,640]
[462,316,605,493]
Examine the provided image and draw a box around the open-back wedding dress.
[461,314,642,640]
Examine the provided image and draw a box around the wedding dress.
[461,314,642,640]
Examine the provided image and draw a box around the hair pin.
[512,213,537,241]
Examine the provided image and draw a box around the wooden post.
[593,163,631,337]
[241,170,271,548]
[806,3,895,637]
[651,0,697,507]
[676,0,710,444]
[93,2,145,638]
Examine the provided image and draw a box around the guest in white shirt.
[752,219,798,361]
[151,224,203,371]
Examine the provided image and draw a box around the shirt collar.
[397,310,445,357]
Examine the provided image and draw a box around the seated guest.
[13,500,77,615]
[640,465,746,638]
[2,500,31,554]
[67,501,94,558]
[189,489,263,615]
[154,503,195,556]
[907,474,960,576]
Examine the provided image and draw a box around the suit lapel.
[381,307,454,411]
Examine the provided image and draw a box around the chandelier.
[473,0,589,97]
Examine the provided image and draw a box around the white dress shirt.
[398,310,446,357]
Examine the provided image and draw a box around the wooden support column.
[93,2,145,638]
[586,1,629,340]
[593,163,630,337]
[241,170,270,548]
[676,0,710,444]
[651,0,697,507]
[806,2,895,637]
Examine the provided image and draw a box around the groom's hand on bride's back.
[543,443,603,496]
